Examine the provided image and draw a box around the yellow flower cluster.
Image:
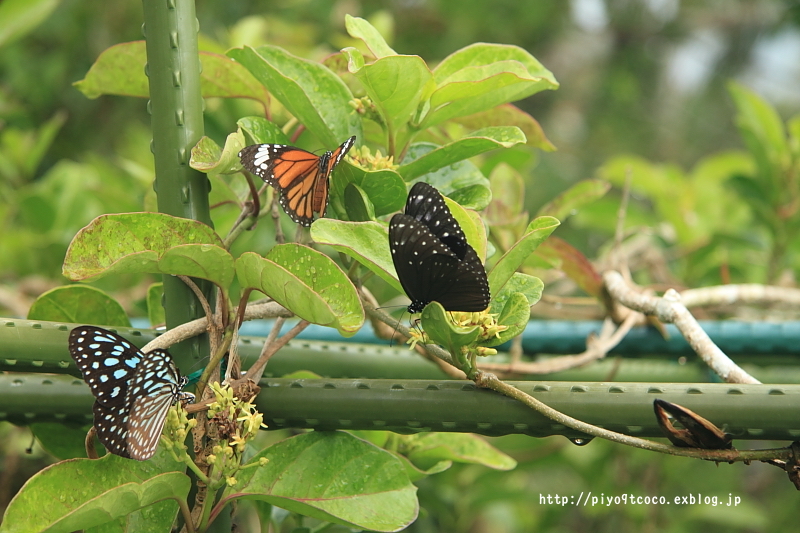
[406,309,507,356]
[207,381,265,454]
[346,143,398,171]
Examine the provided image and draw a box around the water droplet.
[569,437,593,446]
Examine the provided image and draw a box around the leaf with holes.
[63,213,233,290]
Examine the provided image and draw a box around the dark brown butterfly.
[389,182,490,313]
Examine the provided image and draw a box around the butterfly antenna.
[381,307,400,347]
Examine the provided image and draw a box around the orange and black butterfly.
[239,136,356,226]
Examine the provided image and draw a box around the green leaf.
[27,285,130,326]
[394,454,452,482]
[443,196,488,261]
[310,220,403,293]
[62,213,232,289]
[728,81,789,190]
[236,248,364,336]
[422,43,558,128]
[190,131,246,175]
[536,179,611,222]
[159,244,235,288]
[483,291,529,347]
[0,452,188,533]
[238,116,291,146]
[433,43,555,84]
[489,272,543,312]
[397,127,526,180]
[451,103,556,151]
[420,302,480,367]
[4,112,67,180]
[228,45,361,146]
[343,182,376,222]
[220,431,418,532]
[30,423,92,460]
[448,184,492,213]
[344,48,432,132]
[0,0,60,48]
[331,164,406,217]
[488,216,560,296]
[401,143,491,207]
[404,433,516,471]
[146,283,165,327]
[74,41,269,106]
[485,163,527,225]
[345,15,397,58]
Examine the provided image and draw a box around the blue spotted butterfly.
[69,326,194,460]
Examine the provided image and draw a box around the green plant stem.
[474,370,793,463]
[195,477,217,532]
[366,290,791,462]
[222,190,270,249]
[176,496,196,533]
[196,329,234,400]
[180,451,210,485]
[142,0,212,370]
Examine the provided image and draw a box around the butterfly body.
[69,326,194,460]
[239,136,356,226]
[389,182,490,314]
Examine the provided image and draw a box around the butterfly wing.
[93,400,133,458]
[239,136,356,226]
[239,143,321,226]
[125,350,191,461]
[436,245,491,312]
[403,181,469,259]
[69,327,142,407]
[390,180,491,313]
[390,214,467,313]
[312,135,356,218]
[69,326,192,461]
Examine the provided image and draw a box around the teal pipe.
[4,319,800,383]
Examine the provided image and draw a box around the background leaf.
[228,45,361,146]
[220,432,418,532]
[27,285,130,326]
[0,452,188,533]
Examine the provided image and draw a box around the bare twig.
[224,184,271,249]
[142,302,293,353]
[680,284,800,308]
[474,370,790,463]
[178,275,214,324]
[479,312,640,375]
[243,319,308,381]
[603,271,760,384]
